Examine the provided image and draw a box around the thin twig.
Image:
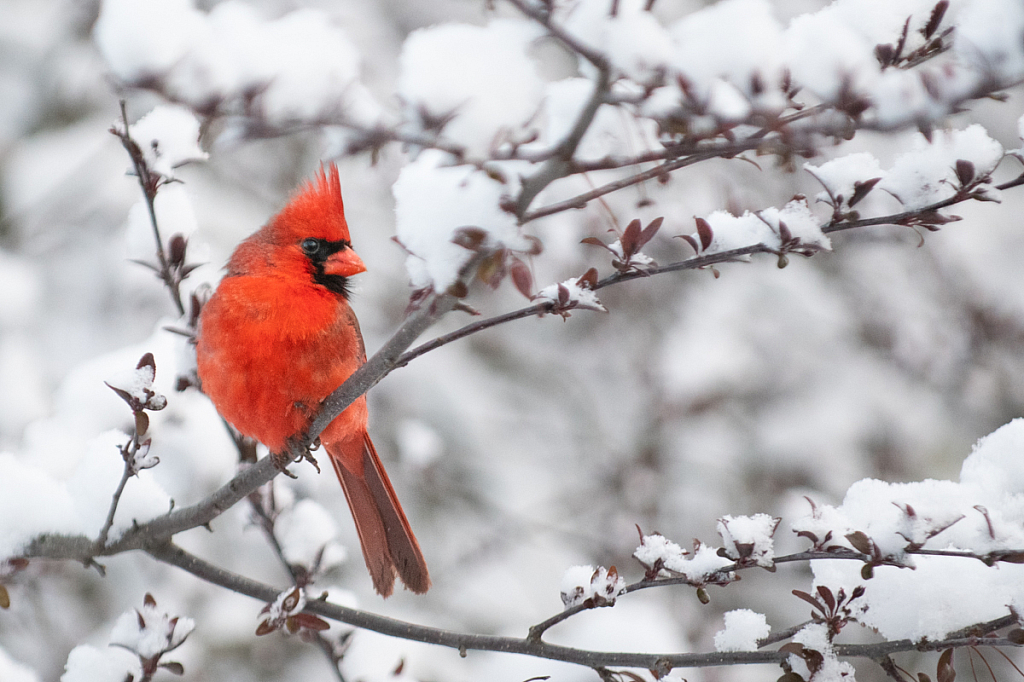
[94,460,133,551]
[113,101,186,316]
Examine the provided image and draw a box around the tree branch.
[146,541,1023,673]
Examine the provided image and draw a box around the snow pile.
[109,595,194,659]
[633,534,734,583]
[792,419,1024,640]
[398,20,544,156]
[558,0,673,85]
[274,498,348,571]
[669,0,787,114]
[392,150,532,291]
[717,514,780,568]
[61,646,140,682]
[683,199,828,256]
[788,622,857,682]
[714,609,771,652]
[535,278,607,314]
[124,105,206,179]
[878,125,1003,209]
[94,0,378,125]
[560,564,625,608]
[804,153,885,211]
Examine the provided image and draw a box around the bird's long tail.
[326,434,430,597]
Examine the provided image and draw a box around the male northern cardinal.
[195,163,430,597]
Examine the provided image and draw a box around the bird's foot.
[270,450,299,479]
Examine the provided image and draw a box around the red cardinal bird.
[196,163,430,597]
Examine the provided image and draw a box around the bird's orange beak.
[324,248,366,277]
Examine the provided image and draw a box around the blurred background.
[1,0,1023,680]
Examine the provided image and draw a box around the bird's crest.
[270,162,351,243]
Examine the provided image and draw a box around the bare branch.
[112,100,186,317]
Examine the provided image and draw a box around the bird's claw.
[270,450,299,479]
[280,437,322,474]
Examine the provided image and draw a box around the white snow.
[93,0,203,84]
[125,105,207,179]
[670,0,786,111]
[61,645,140,682]
[879,124,1004,210]
[535,278,607,314]
[789,623,857,682]
[758,199,832,252]
[398,20,544,157]
[95,0,378,127]
[109,599,194,658]
[791,419,1024,640]
[104,359,166,411]
[714,609,770,652]
[804,153,885,209]
[392,150,530,291]
[717,514,780,568]
[559,564,625,608]
[633,534,734,582]
[684,210,777,255]
[954,0,1024,83]
[559,0,673,85]
[274,498,348,571]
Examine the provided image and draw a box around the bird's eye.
[301,238,321,256]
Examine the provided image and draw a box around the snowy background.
[2,0,1024,680]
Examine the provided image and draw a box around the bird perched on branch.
[196,163,430,597]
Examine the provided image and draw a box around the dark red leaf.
[0,584,9,609]
[638,217,664,249]
[135,411,150,437]
[168,234,187,268]
[523,234,543,256]
[695,217,714,250]
[678,234,699,254]
[848,177,882,207]
[777,220,792,243]
[255,620,277,636]
[792,590,824,615]
[923,0,949,39]
[937,649,955,682]
[845,531,874,555]
[954,159,975,187]
[159,662,185,676]
[577,267,599,290]
[557,283,570,306]
[510,258,533,299]
[816,585,835,612]
[451,227,488,251]
[621,219,642,257]
[289,613,331,632]
[137,353,156,373]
